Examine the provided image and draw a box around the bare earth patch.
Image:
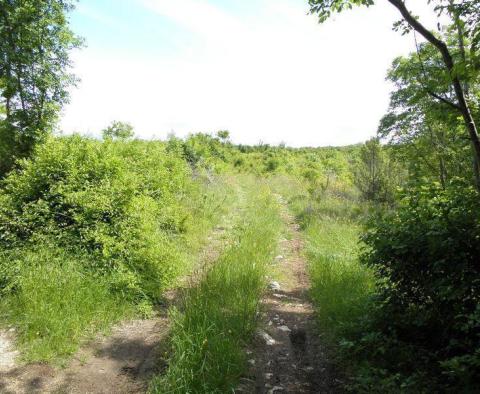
[0,318,168,394]
[0,330,19,372]
[238,204,342,393]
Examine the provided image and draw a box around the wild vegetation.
[150,179,282,393]
[1,0,480,393]
[0,135,231,361]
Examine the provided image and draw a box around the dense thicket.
[0,136,208,301]
[358,183,480,390]
[0,135,232,360]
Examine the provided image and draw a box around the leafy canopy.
[0,0,82,175]
[102,121,135,140]
[308,0,374,22]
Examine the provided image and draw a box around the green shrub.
[0,136,193,300]
[359,181,480,390]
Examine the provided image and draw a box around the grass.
[165,174,237,287]
[305,219,374,338]
[271,175,374,343]
[0,175,235,364]
[149,181,282,393]
[0,247,132,363]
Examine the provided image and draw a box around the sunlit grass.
[0,176,234,364]
[271,176,375,341]
[0,247,132,363]
[149,183,282,393]
[306,219,374,338]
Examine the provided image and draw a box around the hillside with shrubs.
[2,0,480,392]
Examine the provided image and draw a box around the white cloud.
[60,0,439,146]
[142,0,246,48]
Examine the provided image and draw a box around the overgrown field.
[1,132,479,392]
[0,133,358,365]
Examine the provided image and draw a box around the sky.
[60,0,439,147]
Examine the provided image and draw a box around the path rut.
[238,197,342,393]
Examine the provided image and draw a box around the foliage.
[353,138,403,204]
[308,0,374,23]
[0,0,81,176]
[379,43,475,186]
[102,120,135,140]
[216,129,230,142]
[149,181,282,393]
[0,136,195,300]
[358,181,480,390]
[0,135,232,361]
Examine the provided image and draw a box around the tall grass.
[271,175,374,342]
[0,247,132,363]
[306,219,374,339]
[149,183,282,393]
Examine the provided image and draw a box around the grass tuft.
[0,247,131,363]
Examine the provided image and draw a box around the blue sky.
[72,0,188,56]
[61,0,436,146]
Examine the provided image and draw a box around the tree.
[102,121,135,140]
[354,138,401,204]
[379,42,475,187]
[0,0,81,176]
[216,130,230,143]
[309,0,480,190]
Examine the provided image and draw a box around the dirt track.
[238,199,341,393]
[0,191,339,394]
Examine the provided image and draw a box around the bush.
[359,181,480,390]
[0,135,193,300]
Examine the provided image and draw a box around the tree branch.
[412,30,461,111]
[388,0,480,190]
[426,90,461,110]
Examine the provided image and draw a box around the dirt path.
[238,199,341,394]
[0,318,168,394]
[0,185,241,394]
[1,186,338,393]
